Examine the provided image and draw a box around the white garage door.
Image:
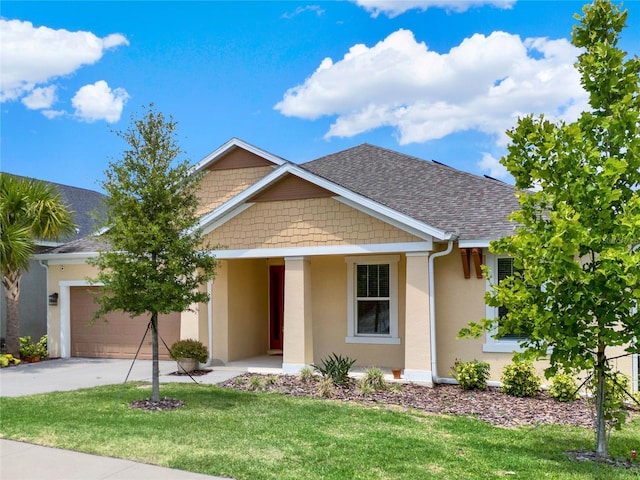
[70,286,180,359]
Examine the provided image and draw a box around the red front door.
[269,266,285,350]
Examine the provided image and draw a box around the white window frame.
[483,253,526,353]
[345,255,400,345]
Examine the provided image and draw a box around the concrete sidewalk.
[0,358,244,479]
[0,439,233,480]
[0,357,243,397]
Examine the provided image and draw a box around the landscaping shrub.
[169,339,208,363]
[247,375,265,391]
[0,353,20,367]
[549,373,579,402]
[452,360,490,390]
[317,377,335,398]
[501,361,541,397]
[312,353,356,386]
[361,367,386,391]
[19,335,48,359]
[298,366,316,383]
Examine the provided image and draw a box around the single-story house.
[0,175,106,345]
[35,139,639,390]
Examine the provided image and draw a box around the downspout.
[39,260,50,357]
[207,279,214,366]
[428,238,455,384]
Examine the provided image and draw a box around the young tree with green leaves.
[460,0,639,459]
[0,175,76,357]
[90,105,217,402]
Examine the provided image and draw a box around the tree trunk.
[595,347,608,459]
[151,312,160,402]
[3,271,22,357]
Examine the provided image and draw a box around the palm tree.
[0,174,76,356]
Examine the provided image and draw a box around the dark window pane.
[356,265,368,297]
[356,264,390,298]
[357,300,390,334]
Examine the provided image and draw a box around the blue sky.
[2,1,639,193]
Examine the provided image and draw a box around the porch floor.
[211,354,406,381]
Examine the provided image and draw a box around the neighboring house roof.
[300,144,520,242]
[5,174,107,244]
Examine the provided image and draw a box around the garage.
[70,286,180,359]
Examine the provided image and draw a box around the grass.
[1,383,639,480]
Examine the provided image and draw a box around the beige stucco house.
[36,138,639,390]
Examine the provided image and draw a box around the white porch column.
[282,256,313,374]
[404,252,433,385]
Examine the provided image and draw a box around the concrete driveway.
[0,357,244,397]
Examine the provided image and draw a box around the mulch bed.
[220,373,639,430]
[167,369,212,376]
[129,398,185,411]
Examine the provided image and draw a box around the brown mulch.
[167,369,212,376]
[129,398,185,411]
[220,373,639,430]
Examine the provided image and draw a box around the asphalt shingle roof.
[301,144,520,241]
[5,174,106,242]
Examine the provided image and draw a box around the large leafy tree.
[0,175,76,356]
[90,105,217,402]
[461,0,639,459]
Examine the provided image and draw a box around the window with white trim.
[346,255,400,345]
[483,254,526,353]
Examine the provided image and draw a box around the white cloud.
[353,0,515,18]
[0,19,128,103]
[275,29,588,148]
[42,109,66,120]
[478,152,509,179]
[71,80,129,123]
[21,85,57,109]
[282,5,325,19]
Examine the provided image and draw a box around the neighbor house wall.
[0,259,48,345]
[46,262,100,358]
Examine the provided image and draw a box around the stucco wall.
[310,255,406,368]
[227,258,268,361]
[196,166,273,216]
[432,246,635,386]
[205,197,422,249]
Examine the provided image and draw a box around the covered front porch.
[203,251,436,385]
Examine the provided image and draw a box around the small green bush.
[312,353,356,386]
[299,366,316,383]
[169,339,208,363]
[247,375,265,391]
[19,335,48,358]
[317,377,335,398]
[0,353,21,367]
[361,367,386,391]
[549,373,579,402]
[357,378,373,396]
[501,361,541,397]
[452,360,490,390]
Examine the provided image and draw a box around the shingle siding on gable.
[204,197,422,249]
[301,144,519,241]
[196,166,274,216]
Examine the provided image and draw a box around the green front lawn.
[0,383,638,479]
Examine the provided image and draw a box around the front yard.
[0,380,638,480]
